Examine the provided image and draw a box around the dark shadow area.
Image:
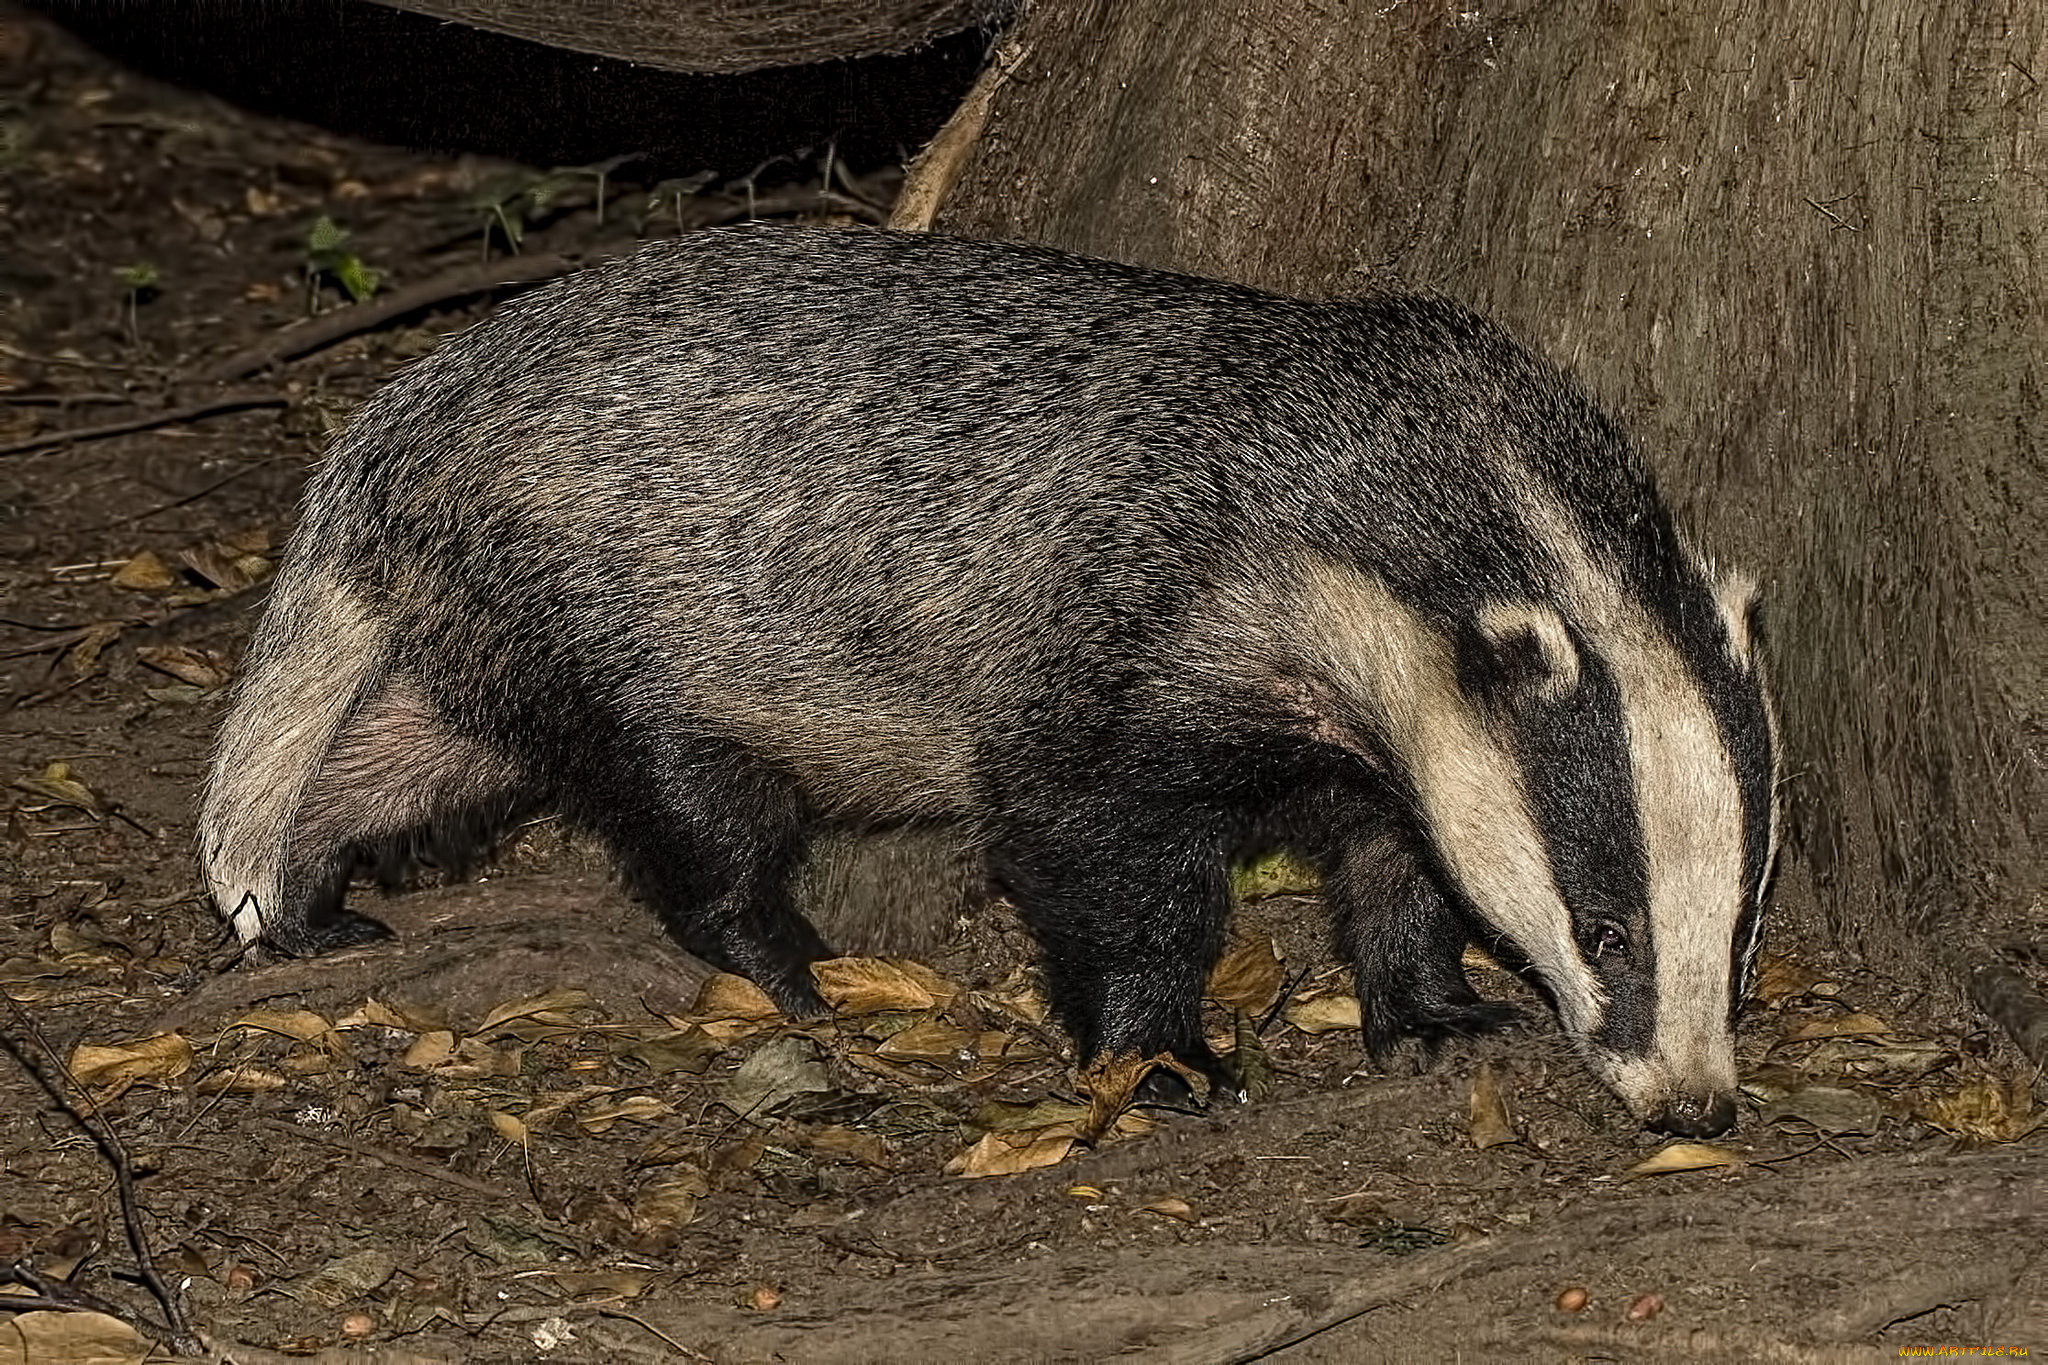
[22,0,992,178]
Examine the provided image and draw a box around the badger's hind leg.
[1324,826,1523,1062]
[266,674,526,954]
[565,734,833,1016]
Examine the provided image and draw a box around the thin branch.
[0,392,285,458]
[0,997,200,1354]
[195,252,576,384]
[251,1117,533,1206]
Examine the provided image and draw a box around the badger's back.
[296,227,1677,818]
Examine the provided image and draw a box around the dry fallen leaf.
[1467,1061,1518,1149]
[1206,936,1285,1013]
[69,1032,193,1092]
[1284,991,1361,1035]
[945,1125,1077,1178]
[401,1030,456,1069]
[110,550,177,591]
[1752,952,1827,1007]
[1916,1075,2042,1143]
[478,987,593,1035]
[874,1015,979,1064]
[719,1036,831,1119]
[812,957,960,1014]
[1778,1012,1892,1044]
[13,761,104,816]
[683,974,785,1040]
[135,644,233,690]
[1137,1197,1197,1223]
[1077,1052,1197,1139]
[807,1124,890,1168]
[577,1094,674,1133]
[225,1007,347,1056]
[179,541,272,593]
[1624,1142,1746,1178]
[490,1111,530,1143]
[0,1310,147,1364]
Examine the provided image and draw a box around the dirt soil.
[3,8,2045,1363]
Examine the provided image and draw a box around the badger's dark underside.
[274,650,1524,1099]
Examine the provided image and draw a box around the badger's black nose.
[1645,1091,1737,1138]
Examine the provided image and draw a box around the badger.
[199,226,1778,1138]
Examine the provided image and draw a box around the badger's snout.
[1643,1090,1738,1139]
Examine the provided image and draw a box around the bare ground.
[3,8,2044,1361]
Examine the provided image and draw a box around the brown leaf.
[1077,1052,1198,1141]
[683,974,785,1039]
[1467,1061,1518,1149]
[577,1094,674,1133]
[400,1030,456,1069]
[489,1110,530,1143]
[944,1125,1076,1178]
[110,550,177,591]
[1284,991,1361,1034]
[1623,1142,1745,1177]
[60,622,123,680]
[1230,848,1321,901]
[1778,1012,1892,1044]
[1752,952,1826,1006]
[13,761,104,816]
[807,1124,891,1168]
[478,987,593,1035]
[225,1007,347,1056]
[179,541,272,593]
[1137,1196,1197,1222]
[135,644,232,690]
[1916,1076,2042,1143]
[0,1310,147,1364]
[69,1032,193,1091]
[1206,936,1284,1013]
[812,957,960,1015]
[875,1016,979,1064]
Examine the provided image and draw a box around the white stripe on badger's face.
[1295,560,1606,1034]
[1534,505,1752,1120]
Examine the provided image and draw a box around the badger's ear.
[1459,601,1581,708]
[1713,571,1764,669]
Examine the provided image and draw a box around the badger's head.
[1295,556,1778,1137]
[1445,572,1779,1138]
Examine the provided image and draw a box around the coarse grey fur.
[199,225,1778,1135]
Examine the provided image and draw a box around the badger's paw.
[1361,988,1523,1067]
[271,909,396,957]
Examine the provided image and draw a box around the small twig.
[90,454,289,530]
[252,1116,533,1205]
[593,1307,713,1359]
[196,252,576,384]
[0,997,199,1353]
[0,392,286,458]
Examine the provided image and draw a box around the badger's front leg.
[988,795,1239,1100]
[1326,826,1522,1061]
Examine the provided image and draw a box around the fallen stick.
[0,392,285,458]
[195,252,576,384]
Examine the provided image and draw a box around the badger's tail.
[198,564,397,950]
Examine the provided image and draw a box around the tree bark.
[913,0,2046,1016]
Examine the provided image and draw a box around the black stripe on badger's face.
[1457,608,1657,1062]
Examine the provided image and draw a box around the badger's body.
[201,227,1777,1136]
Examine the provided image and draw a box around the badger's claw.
[1362,992,1523,1066]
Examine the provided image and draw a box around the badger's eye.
[1589,921,1629,961]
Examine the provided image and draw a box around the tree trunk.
[908,0,2046,1041]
